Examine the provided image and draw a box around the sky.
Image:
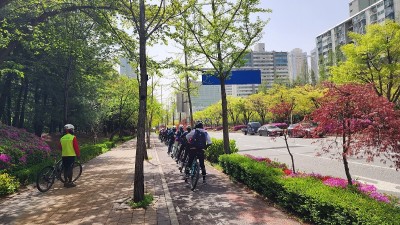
[150,0,352,103]
[258,0,350,52]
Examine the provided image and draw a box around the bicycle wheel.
[60,161,83,183]
[190,160,200,191]
[36,166,56,193]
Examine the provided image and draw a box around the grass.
[128,194,154,209]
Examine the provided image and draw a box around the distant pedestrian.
[60,124,81,188]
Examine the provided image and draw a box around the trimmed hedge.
[219,154,400,225]
[205,138,238,163]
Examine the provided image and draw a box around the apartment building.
[288,48,308,83]
[246,43,289,88]
[315,0,400,79]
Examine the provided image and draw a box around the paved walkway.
[0,136,306,225]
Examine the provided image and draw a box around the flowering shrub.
[0,173,20,196]
[245,154,393,204]
[244,154,288,170]
[0,123,52,171]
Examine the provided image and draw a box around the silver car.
[258,125,283,136]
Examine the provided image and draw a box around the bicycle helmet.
[195,120,203,129]
[64,124,74,131]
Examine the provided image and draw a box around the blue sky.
[153,0,352,101]
[260,0,350,52]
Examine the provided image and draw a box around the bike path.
[0,135,307,225]
[153,138,307,225]
[0,139,172,225]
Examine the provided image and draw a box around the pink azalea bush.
[0,123,53,171]
[245,154,393,204]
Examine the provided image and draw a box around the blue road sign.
[202,69,261,85]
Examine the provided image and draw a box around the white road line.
[354,175,400,193]
[241,144,397,171]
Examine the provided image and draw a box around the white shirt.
[185,128,212,145]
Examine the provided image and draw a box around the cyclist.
[176,125,191,165]
[60,124,81,188]
[167,126,176,155]
[186,121,212,183]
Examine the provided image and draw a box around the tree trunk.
[342,119,352,185]
[33,84,43,136]
[133,0,147,203]
[63,55,73,124]
[220,77,231,154]
[0,73,13,122]
[18,76,29,128]
[184,44,194,127]
[284,134,295,173]
[12,77,24,127]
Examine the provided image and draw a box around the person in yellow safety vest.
[60,124,81,188]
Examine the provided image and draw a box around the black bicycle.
[36,159,82,192]
[186,154,200,191]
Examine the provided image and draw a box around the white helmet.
[64,124,75,130]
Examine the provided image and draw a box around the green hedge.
[219,154,400,225]
[205,138,238,163]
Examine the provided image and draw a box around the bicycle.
[36,159,82,192]
[185,152,201,191]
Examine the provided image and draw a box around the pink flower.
[0,154,11,163]
[323,178,349,188]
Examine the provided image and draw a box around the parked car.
[270,122,288,129]
[288,122,321,138]
[242,122,261,135]
[232,125,247,131]
[214,126,223,131]
[258,124,283,136]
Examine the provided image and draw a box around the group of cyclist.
[158,121,212,184]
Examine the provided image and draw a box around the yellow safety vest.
[60,134,76,157]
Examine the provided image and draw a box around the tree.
[236,97,253,124]
[182,0,269,153]
[312,83,400,185]
[248,92,269,124]
[226,96,241,125]
[116,0,190,203]
[331,20,400,105]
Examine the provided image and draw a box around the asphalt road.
[208,131,400,198]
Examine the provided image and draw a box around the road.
[208,131,400,198]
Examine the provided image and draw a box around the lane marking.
[241,144,397,171]
[154,148,179,225]
[355,175,400,193]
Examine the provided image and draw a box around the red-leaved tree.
[312,83,400,185]
[270,101,296,173]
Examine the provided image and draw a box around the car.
[214,126,223,131]
[232,125,247,131]
[270,122,288,129]
[288,122,321,138]
[242,122,261,135]
[258,124,283,136]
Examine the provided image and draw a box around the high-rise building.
[349,0,380,16]
[316,0,400,80]
[288,48,308,83]
[236,43,289,92]
[189,81,221,112]
[310,48,319,84]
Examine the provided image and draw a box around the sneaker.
[64,182,76,188]
[202,175,206,184]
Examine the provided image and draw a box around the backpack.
[191,129,207,150]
